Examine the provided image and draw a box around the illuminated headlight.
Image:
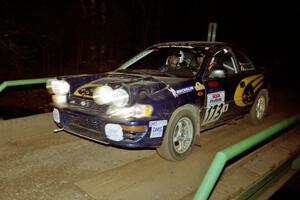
[107,104,153,118]
[93,86,129,107]
[112,88,129,107]
[52,95,67,107]
[93,85,114,105]
[46,79,70,95]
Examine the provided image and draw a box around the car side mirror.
[208,69,226,79]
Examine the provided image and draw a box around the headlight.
[133,104,153,118]
[46,79,70,95]
[112,88,129,107]
[46,79,55,93]
[93,85,114,105]
[107,104,153,119]
[93,86,129,107]
[52,95,67,107]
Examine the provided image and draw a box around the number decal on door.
[203,103,229,124]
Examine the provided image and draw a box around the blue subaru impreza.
[47,41,269,161]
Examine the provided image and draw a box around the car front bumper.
[53,108,168,148]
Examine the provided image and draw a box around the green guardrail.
[193,113,300,200]
[292,155,300,170]
[0,78,49,93]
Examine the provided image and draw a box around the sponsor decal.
[234,74,264,107]
[149,120,168,138]
[207,91,225,107]
[168,86,194,98]
[150,127,164,138]
[208,87,223,93]
[149,120,168,127]
[202,103,229,124]
[195,82,205,91]
[176,86,194,95]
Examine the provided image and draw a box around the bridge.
[0,80,299,200]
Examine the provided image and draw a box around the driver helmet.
[168,49,184,63]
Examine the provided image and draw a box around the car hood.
[71,72,189,102]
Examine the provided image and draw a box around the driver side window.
[206,49,238,78]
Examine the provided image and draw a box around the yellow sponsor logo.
[234,74,264,107]
[195,82,205,91]
[73,83,101,98]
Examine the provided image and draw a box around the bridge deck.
[0,89,299,200]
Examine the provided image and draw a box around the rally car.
[46,41,270,161]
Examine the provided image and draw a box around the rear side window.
[205,48,238,78]
[235,50,256,71]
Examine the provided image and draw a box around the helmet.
[178,50,184,63]
[167,49,185,64]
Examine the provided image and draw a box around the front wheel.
[157,105,198,161]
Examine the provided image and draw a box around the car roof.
[150,41,230,49]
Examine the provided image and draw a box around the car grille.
[61,109,148,144]
[62,111,106,142]
[67,96,108,113]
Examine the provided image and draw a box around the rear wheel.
[248,89,269,124]
[157,105,198,161]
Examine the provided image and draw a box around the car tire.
[248,89,269,124]
[157,105,199,161]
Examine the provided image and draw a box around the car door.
[230,48,264,114]
[200,47,242,127]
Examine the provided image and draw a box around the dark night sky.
[0,0,299,86]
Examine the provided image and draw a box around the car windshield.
[117,47,207,78]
